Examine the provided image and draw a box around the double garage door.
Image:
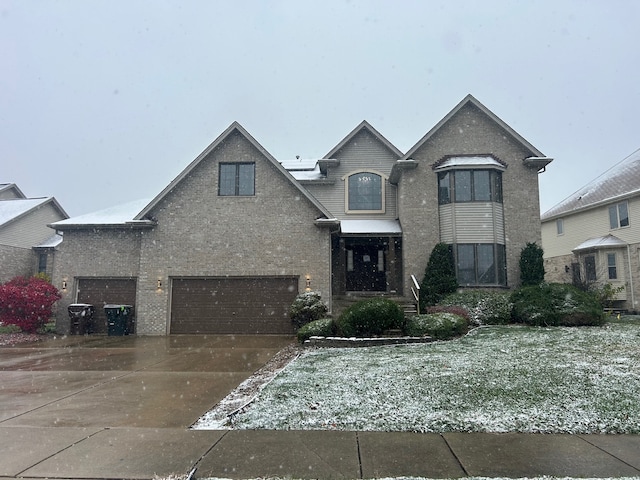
[170,277,298,334]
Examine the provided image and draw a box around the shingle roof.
[0,198,54,227]
[542,147,640,220]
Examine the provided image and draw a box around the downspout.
[627,244,635,310]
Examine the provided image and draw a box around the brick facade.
[51,95,548,334]
[399,102,543,293]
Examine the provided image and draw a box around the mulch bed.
[0,333,49,347]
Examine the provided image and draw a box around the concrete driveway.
[0,334,294,428]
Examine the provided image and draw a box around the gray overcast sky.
[2,0,639,217]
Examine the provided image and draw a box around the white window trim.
[342,169,387,214]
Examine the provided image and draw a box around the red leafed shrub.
[0,276,61,333]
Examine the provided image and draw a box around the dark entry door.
[346,245,386,291]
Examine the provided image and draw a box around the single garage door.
[77,278,137,334]
[170,277,298,334]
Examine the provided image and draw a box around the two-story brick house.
[50,95,551,335]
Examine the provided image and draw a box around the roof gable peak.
[324,120,403,159]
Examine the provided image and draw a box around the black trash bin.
[104,305,134,336]
[68,304,95,335]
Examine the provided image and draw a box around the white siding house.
[541,148,640,312]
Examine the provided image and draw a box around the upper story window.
[438,169,503,205]
[556,218,564,235]
[219,163,255,196]
[609,201,629,229]
[344,171,385,213]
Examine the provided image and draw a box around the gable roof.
[50,198,154,229]
[323,120,404,160]
[0,197,68,228]
[403,94,546,160]
[135,122,333,221]
[542,147,640,221]
[0,183,27,199]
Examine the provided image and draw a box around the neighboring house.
[49,95,552,335]
[541,148,640,312]
[0,183,68,283]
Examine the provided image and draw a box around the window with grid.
[219,163,255,196]
[347,172,383,212]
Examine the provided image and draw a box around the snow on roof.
[573,234,627,252]
[434,156,505,170]
[35,233,63,248]
[542,147,640,220]
[341,219,402,235]
[51,198,152,227]
[280,158,320,170]
[0,198,51,226]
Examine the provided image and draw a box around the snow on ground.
[194,323,640,434]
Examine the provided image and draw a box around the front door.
[346,245,386,291]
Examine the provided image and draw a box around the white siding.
[542,196,640,258]
[439,202,505,244]
[0,202,65,248]
[303,129,399,221]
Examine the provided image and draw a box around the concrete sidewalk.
[0,427,639,479]
[1,335,639,479]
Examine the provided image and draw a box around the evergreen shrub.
[440,290,512,325]
[289,291,329,328]
[335,298,403,337]
[419,243,458,311]
[519,242,545,286]
[297,318,335,343]
[511,282,605,326]
[404,312,468,339]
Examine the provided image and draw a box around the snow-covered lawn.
[195,321,640,434]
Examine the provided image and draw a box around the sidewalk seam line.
[577,434,640,474]
[14,427,107,477]
[187,429,230,475]
[356,431,364,479]
[441,433,470,477]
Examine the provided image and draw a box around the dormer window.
[344,171,385,213]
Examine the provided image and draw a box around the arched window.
[344,171,385,213]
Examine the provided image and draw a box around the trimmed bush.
[0,276,61,333]
[289,291,329,329]
[511,283,605,327]
[335,298,404,337]
[440,290,512,325]
[419,243,458,310]
[405,312,468,340]
[297,318,335,342]
[519,242,545,286]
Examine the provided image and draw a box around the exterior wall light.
[305,275,311,292]
[62,280,67,291]
[157,279,162,289]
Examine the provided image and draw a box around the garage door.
[170,277,298,334]
[77,278,137,334]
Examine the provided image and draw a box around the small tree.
[419,243,458,311]
[519,242,545,286]
[0,276,61,333]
